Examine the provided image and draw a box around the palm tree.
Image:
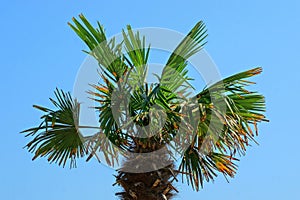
[22,14,268,200]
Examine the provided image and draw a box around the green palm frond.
[68,14,107,50]
[122,26,150,86]
[88,76,132,158]
[89,82,118,135]
[160,21,207,93]
[69,14,127,82]
[21,88,88,168]
[178,67,268,190]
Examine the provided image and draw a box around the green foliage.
[160,21,207,94]
[22,15,267,192]
[21,88,87,168]
[178,67,267,190]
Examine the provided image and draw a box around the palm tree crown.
[22,14,268,199]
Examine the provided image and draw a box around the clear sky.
[1,0,299,199]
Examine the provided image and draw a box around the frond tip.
[21,88,88,168]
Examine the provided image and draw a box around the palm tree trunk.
[114,139,178,200]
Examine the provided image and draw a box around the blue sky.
[1,0,299,199]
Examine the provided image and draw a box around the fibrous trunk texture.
[114,139,178,200]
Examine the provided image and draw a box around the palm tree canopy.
[22,14,267,191]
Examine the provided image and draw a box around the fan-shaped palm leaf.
[21,88,88,168]
[178,67,268,190]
